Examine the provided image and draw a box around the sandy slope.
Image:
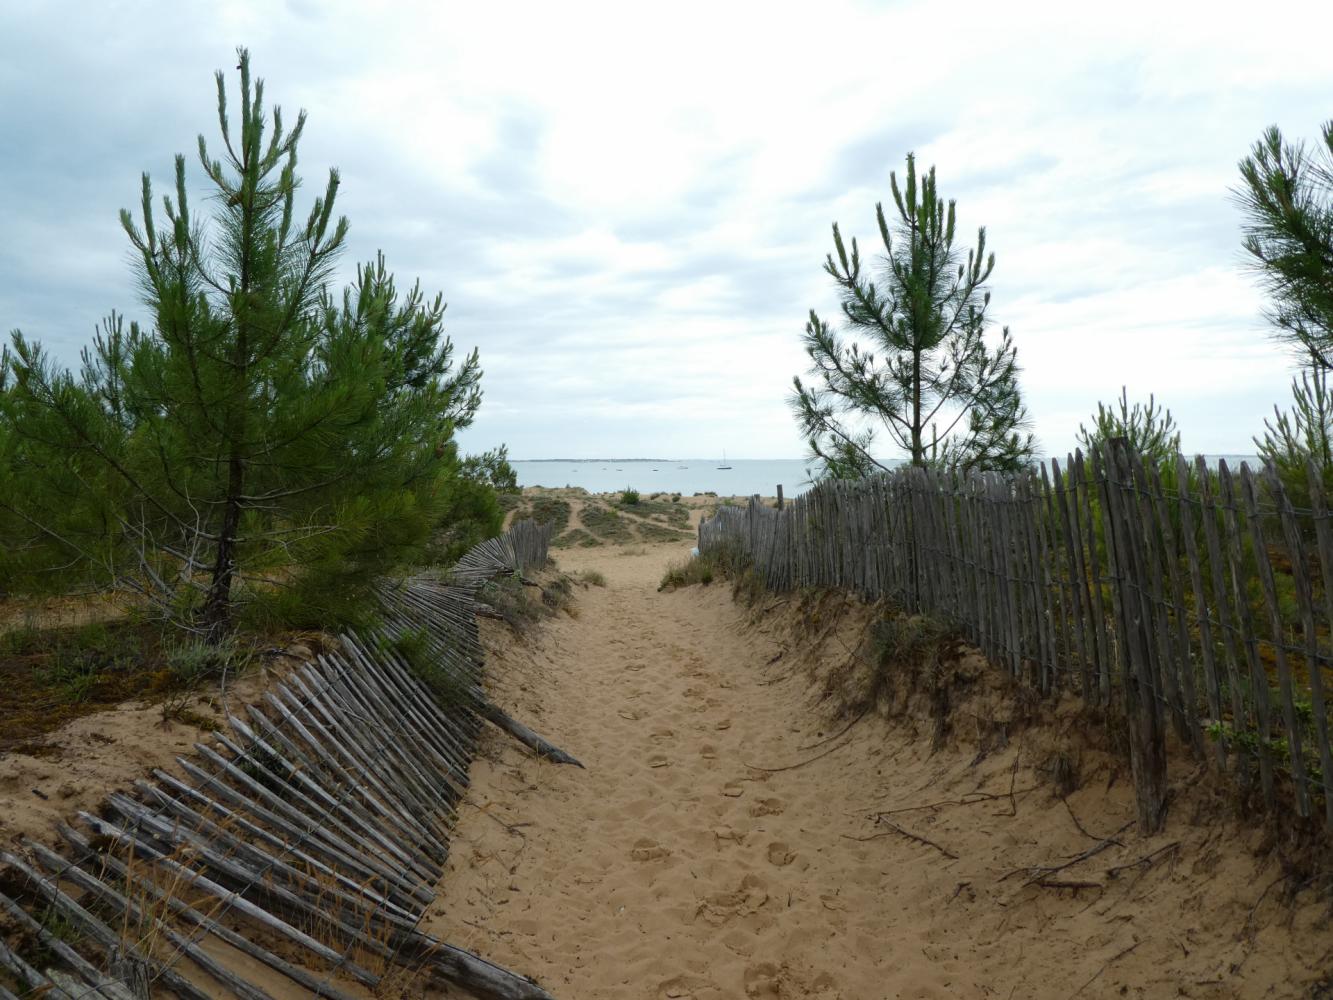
[430,533,1331,1000]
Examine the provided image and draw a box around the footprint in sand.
[743,963,782,998]
[618,709,643,721]
[658,975,716,999]
[650,728,675,745]
[632,838,672,861]
[766,842,796,867]
[696,873,769,925]
[721,781,744,798]
[712,826,746,846]
[700,743,718,759]
[748,797,785,817]
[714,718,732,731]
[647,754,672,768]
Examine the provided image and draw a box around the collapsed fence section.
[699,444,1333,837]
[0,519,557,1000]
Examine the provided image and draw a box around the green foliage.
[1076,386,1181,468]
[0,50,504,638]
[1255,366,1333,511]
[462,445,519,494]
[791,153,1035,480]
[425,442,506,567]
[1236,120,1333,369]
[576,569,607,587]
[620,487,640,505]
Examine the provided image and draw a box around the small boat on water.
[717,449,732,470]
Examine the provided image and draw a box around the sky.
[2,1,1331,461]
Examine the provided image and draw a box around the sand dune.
[431,532,1330,999]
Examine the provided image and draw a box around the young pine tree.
[1076,387,1181,469]
[790,153,1035,479]
[0,50,485,637]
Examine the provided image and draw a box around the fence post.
[1103,437,1169,834]
[776,484,784,510]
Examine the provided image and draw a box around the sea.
[510,455,1262,499]
[510,459,820,498]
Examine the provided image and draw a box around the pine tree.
[0,50,487,637]
[790,153,1035,478]
[1076,387,1181,469]
[1237,120,1333,369]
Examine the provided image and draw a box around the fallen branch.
[478,701,585,768]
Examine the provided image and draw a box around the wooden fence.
[699,442,1333,837]
[0,520,557,1000]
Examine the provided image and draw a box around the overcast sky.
[3,1,1331,460]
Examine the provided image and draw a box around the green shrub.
[621,487,640,505]
[165,636,254,687]
[659,556,716,591]
[577,569,607,587]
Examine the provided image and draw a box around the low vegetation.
[0,615,268,752]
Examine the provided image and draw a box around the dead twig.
[1000,820,1134,887]
[1033,878,1103,892]
[743,738,854,773]
[874,818,959,860]
[797,706,870,752]
[1105,841,1179,879]
[1069,941,1139,998]
[1061,796,1120,844]
[871,787,1038,819]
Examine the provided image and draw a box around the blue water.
[511,459,819,498]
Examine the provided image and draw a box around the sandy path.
[428,539,1327,999]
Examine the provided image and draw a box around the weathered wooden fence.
[700,444,1333,838]
[0,520,557,1000]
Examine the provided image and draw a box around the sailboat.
[717,449,732,470]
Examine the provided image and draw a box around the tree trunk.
[911,347,924,466]
[202,469,242,641]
